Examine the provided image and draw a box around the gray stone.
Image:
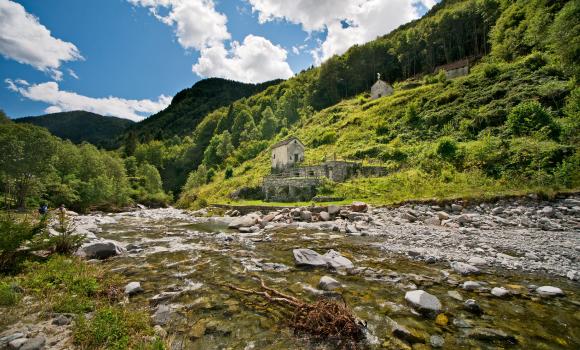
[322,250,354,269]
[447,290,463,301]
[327,205,341,215]
[451,204,463,212]
[467,257,487,266]
[20,336,46,350]
[436,211,450,220]
[228,213,260,228]
[401,212,416,222]
[81,240,125,259]
[124,281,144,295]
[9,338,28,349]
[467,328,517,343]
[536,286,564,297]
[318,276,341,291]
[424,216,440,226]
[345,224,358,234]
[566,270,579,281]
[293,249,327,267]
[300,210,312,221]
[430,335,445,348]
[450,262,480,275]
[491,207,504,215]
[151,305,177,326]
[404,290,442,313]
[462,281,484,291]
[319,211,330,221]
[391,323,425,344]
[464,299,483,315]
[1,333,25,345]
[491,287,509,297]
[52,314,71,326]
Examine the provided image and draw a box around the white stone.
[450,262,480,275]
[323,250,354,269]
[318,276,341,291]
[293,249,327,267]
[536,286,564,297]
[467,257,487,266]
[404,290,442,312]
[462,281,484,291]
[124,281,144,295]
[491,287,509,297]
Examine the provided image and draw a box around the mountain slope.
[174,0,579,207]
[125,78,283,141]
[15,111,134,149]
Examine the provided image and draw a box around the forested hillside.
[15,111,133,150]
[123,78,282,142]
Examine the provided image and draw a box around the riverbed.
[79,206,580,349]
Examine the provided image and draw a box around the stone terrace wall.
[262,177,321,202]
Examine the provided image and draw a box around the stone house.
[271,137,305,171]
[435,58,469,79]
[370,74,394,100]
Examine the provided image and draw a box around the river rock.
[436,211,450,220]
[566,270,579,281]
[536,286,564,297]
[80,240,125,259]
[293,249,327,267]
[491,287,509,297]
[20,336,46,350]
[391,323,426,344]
[350,202,368,212]
[467,257,487,266]
[322,250,354,269]
[125,281,144,295]
[451,204,463,212]
[318,276,341,291]
[450,262,480,275]
[228,213,260,228]
[327,205,341,215]
[462,281,484,291]
[464,299,483,315]
[467,328,517,344]
[319,211,330,221]
[447,290,463,301]
[430,335,445,348]
[9,338,28,349]
[300,210,312,221]
[404,290,441,314]
[424,216,440,226]
[52,314,71,326]
[1,333,24,346]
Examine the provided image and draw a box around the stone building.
[435,58,469,79]
[271,136,305,170]
[370,73,394,100]
[262,137,387,202]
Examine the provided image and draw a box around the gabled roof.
[434,58,469,72]
[372,79,392,88]
[271,136,304,149]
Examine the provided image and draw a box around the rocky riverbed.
[2,194,579,349]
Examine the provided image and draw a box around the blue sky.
[1,0,436,121]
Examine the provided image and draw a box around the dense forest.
[15,111,134,150]
[1,0,578,211]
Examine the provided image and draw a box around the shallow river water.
[90,209,579,349]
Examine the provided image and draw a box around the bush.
[224,167,234,179]
[0,214,47,273]
[506,101,558,138]
[311,131,337,147]
[483,63,501,79]
[74,306,155,350]
[0,282,19,306]
[48,210,85,255]
[436,137,458,160]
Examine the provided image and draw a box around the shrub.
[311,131,337,147]
[49,210,85,255]
[0,282,19,306]
[483,63,501,79]
[224,166,234,179]
[506,101,558,138]
[0,214,47,273]
[436,137,458,160]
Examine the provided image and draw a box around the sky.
[0,0,437,121]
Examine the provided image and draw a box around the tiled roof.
[271,136,303,149]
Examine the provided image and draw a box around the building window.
[273,154,275,159]
[294,154,299,162]
[309,171,314,176]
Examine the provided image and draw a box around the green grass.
[0,281,19,306]
[180,54,579,208]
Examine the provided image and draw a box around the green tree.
[259,107,277,139]
[550,0,580,79]
[136,163,163,194]
[231,110,256,146]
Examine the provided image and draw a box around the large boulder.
[228,213,260,228]
[322,250,354,269]
[327,205,341,215]
[318,276,341,291]
[405,290,442,314]
[536,286,564,297]
[80,240,125,259]
[293,249,328,267]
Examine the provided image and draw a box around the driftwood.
[223,275,366,349]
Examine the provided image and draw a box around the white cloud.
[6,79,171,122]
[128,0,293,83]
[0,0,82,80]
[192,35,293,83]
[248,0,438,64]
[67,69,79,79]
[128,0,230,50]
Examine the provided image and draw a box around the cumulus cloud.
[6,79,171,122]
[128,0,230,50]
[192,34,293,83]
[248,0,438,64]
[0,0,83,80]
[128,0,293,83]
